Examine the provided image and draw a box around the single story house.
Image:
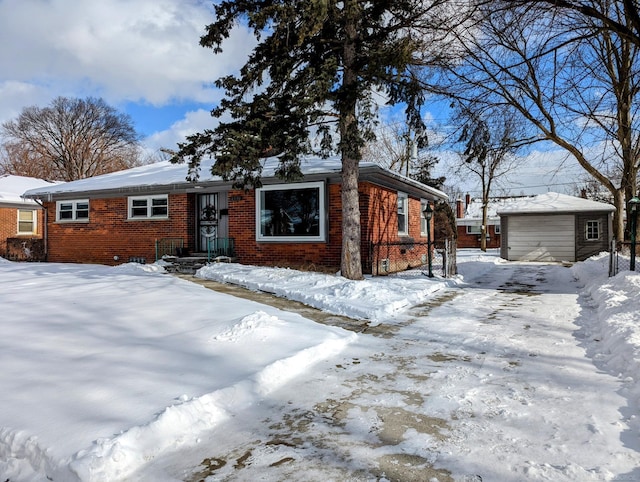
[23,157,448,275]
[0,174,57,261]
[498,192,615,262]
[455,194,526,249]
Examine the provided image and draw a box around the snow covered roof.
[464,198,519,219]
[22,156,448,201]
[456,196,527,227]
[0,174,58,207]
[497,192,615,215]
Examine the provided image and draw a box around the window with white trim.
[256,181,325,242]
[494,224,501,235]
[586,220,600,240]
[18,209,36,234]
[466,225,482,235]
[420,199,429,236]
[128,195,168,219]
[56,200,89,222]
[397,191,408,235]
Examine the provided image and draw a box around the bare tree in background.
[435,1,640,241]
[0,97,142,181]
[362,123,446,188]
[501,0,640,48]
[455,105,523,251]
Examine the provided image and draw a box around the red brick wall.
[43,194,195,265]
[40,182,433,274]
[456,225,501,249]
[362,185,431,273]
[228,184,344,271]
[0,206,44,257]
[361,183,429,243]
[226,182,429,273]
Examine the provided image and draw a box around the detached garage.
[498,192,615,262]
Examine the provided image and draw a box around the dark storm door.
[198,193,218,252]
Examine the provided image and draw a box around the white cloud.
[143,108,218,154]
[0,0,254,126]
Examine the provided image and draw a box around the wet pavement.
[172,274,457,481]
[143,265,612,482]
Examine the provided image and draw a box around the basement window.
[56,200,89,222]
[128,195,168,219]
[256,181,325,242]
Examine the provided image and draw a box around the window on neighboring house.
[397,191,408,235]
[128,195,168,219]
[256,181,325,242]
[17,209,36,234]
[56,200,89,222]
[586,220,600,240]
[466,225,482,235]
[494,224,501,235]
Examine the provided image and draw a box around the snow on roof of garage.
[497,192,615,215]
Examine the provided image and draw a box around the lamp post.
[423,203,434,278]
[629,196,640,271]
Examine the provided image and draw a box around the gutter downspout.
[33,198,48,261]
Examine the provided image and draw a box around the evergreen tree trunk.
[341,154,363,279]
[339,0,363,280]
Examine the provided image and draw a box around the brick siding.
[41,182,433,274]
[456,225,501,249]
[43,194,195,265]
[0,206,44,258]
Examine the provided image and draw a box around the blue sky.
[0,0,252,156]
[0,0,584,196]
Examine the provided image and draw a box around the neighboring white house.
[498,192,615,262]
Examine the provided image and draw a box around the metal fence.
[370,237,457,277]
[155,237,185,261]
[609,239,637,276]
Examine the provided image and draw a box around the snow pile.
[0,261,355,481]
[196,263,462,323]
[571,253,640,430]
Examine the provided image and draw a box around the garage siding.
[505,214,575,261]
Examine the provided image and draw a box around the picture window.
[256,182,325,242]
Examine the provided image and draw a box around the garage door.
[506,215,575,262]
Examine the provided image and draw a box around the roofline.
[23,163,449,202]
[497,207,615,215]
[358,164,448,201]
[0,200,43,209]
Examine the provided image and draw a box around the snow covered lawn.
[1,251,639,481]
[0,260,355,481]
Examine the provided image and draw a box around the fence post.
[609,238,618,277]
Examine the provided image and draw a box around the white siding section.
[507,215,575,262]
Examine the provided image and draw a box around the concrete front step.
[161,255,236,274]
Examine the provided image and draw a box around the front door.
[198,193,218,252]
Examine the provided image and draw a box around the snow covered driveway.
[146,260,640,481]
